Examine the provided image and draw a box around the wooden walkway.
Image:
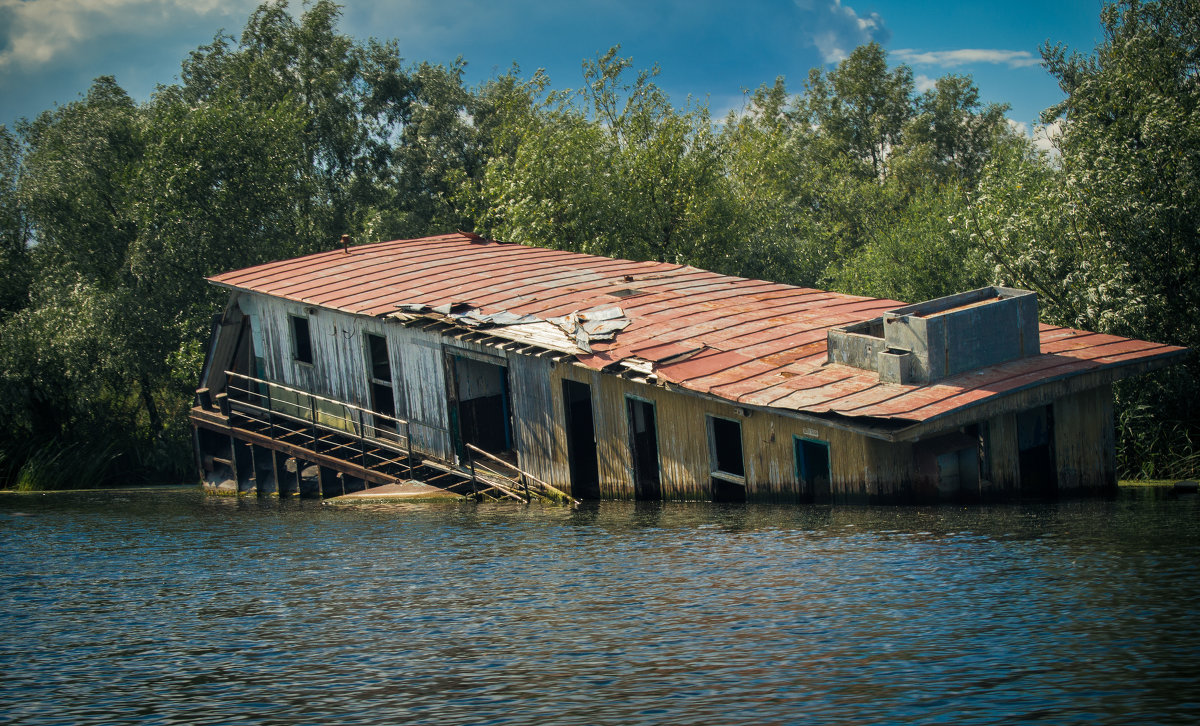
[190,372,574,504]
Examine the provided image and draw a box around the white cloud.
[1033,119,1063,154]
[798,0,890,63]
[1006,117,1063,155]
[914,74,937,93]
[0,0,259,73]
[892,48,1042,69]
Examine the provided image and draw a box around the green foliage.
[0,126,30,316]
[385,60,492,238]
[832,181,987,303]
[5,440,118,492]
[180,0,410,246]
[471,47,737,268]
[963,0,1200,477]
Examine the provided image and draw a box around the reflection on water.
[1,488,1197,725]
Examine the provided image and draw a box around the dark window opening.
[796,438,832,502]
[290,315,313,364]
[609,288,646,298]
[708,416,745,477]
[367,333,391,382]
[371,382,396,418]
[365,333,397,434]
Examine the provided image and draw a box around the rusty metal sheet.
[210,232,1188,425]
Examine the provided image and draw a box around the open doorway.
[795,437,832,502]
[563,380,600,499]
[1018,405,1057,495]
[626,396,660,500]
[449,354,512,458]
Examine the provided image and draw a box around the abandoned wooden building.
[190,232,1185,502]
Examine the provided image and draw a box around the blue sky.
[0,0,1108,137]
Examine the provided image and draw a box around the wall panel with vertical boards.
[395,327,453,461]
[233,293,455,460]
[983,412,1020,495]
[1053,386,1116,493]
[508,355,569,489]
[238,293,369,409]
[548,361,918,502]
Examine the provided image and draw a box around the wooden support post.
[309,394,318,452]
[468,449,479,498]
[358,410,368,473]
[216,392,230,417]
[264,384,274,439]
[226,433,239,493]
[405,422,415,480]
[197,387,212,410]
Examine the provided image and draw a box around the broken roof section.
[393,301,630,354]
[209,232,1187,431]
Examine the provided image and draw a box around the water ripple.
[1,489,1198,725]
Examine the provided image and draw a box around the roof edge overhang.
[878,347,1189,443]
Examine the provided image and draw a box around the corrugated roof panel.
[209,232,1187,427]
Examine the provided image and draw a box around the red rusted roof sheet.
[210,233,1187,426]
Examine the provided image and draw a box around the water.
[1,488,1197,725]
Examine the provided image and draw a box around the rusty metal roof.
[210,232,1187,429]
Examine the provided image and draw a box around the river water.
[1,488,1197,725]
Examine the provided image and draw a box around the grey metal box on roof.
[829,287,1041,384]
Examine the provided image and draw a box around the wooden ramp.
[325,480,463,503]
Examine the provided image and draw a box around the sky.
[0,0,1109,137]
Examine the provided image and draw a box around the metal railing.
[465,443,577,504]
[207,371,577,504]
[221,371,417,480]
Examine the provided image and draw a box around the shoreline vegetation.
[1,0,1197,491]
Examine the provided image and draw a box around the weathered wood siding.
[239,294,369,407]
[231,291,1122,502]
[1053,386,1116,492]
[982,413,1020,495]
[237,293,454,461]
[399,331,454,461]
[509,355,569,488]
[551,363,906,502]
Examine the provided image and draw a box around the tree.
[1039,0,1200,348]
[963,0,1200,476]
[17,77,142,286]
[385,60,490,238]
[895,74,1011,188]
[832,181,987,303]
[180,0,410,246]
[123,86,310,445]
[471,47,736,267]
[0,126,30,317]
[803,43,914,181]
[719,79,842,286]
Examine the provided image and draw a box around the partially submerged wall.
[221,291,1119,503]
